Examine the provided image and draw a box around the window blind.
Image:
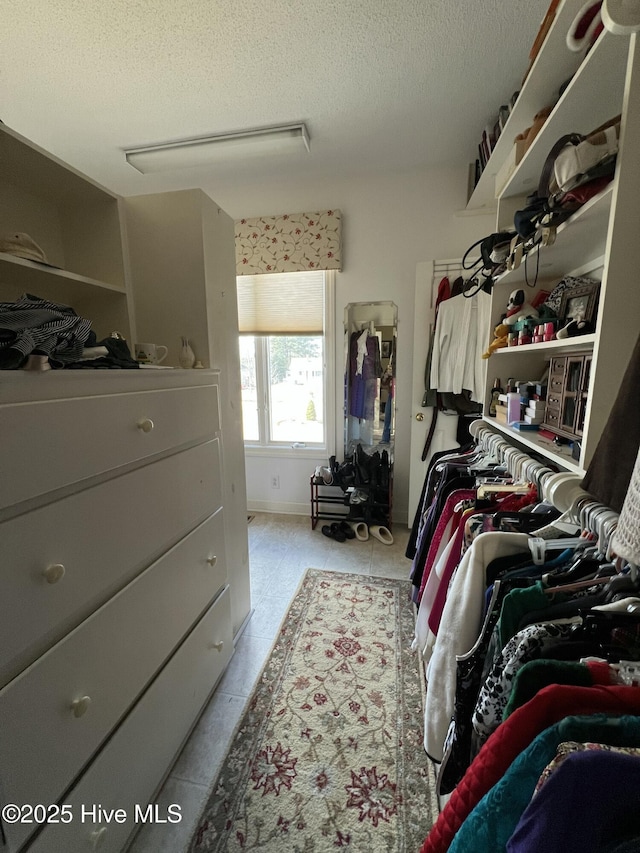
[237,271,324,335]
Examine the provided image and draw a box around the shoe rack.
[309,477,350,530]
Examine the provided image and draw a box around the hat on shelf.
[0,232,49,264]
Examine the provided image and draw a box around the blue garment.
[449,714,640,853]
[507,750,640,853]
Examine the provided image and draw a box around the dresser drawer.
[546,392,562,410]
[0,383,219,510]
[549,374,564,394]
[1,439,222,688]
[0,510,227,850]
[17,589,233,853]
[543,407,561,430]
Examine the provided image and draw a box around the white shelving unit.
[470,0,640,474]
[0,124,135,342]
[0,134,250,851]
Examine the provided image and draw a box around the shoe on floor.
[348,521,369,541]
[338,520,356,539]
[369,524,394,545]
[321,523,346,542]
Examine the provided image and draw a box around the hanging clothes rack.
[469,419,621,549]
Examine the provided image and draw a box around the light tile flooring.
[128,512,411,853]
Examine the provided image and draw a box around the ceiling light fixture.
[124,123,310,174]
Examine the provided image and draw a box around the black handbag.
[462,231,516,279]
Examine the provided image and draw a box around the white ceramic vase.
[179,336,196,369]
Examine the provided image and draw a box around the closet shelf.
[481,416,584,475]
[0,253,126,293]
[501,30,627,200]
[0,122,133,342]
[494,334,596,356]
[494,184,612,289]
[466,0,593,210]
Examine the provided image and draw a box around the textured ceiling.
[0,0,551,198]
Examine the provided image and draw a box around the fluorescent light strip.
[124,123,310,173]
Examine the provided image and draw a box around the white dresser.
[0,367,234,852]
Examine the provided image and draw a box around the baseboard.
[247,499,310,515]
[247,499,408,526]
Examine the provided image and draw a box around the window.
[237,270,334,451]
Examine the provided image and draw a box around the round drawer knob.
[415,412,424,421]
[90,826,107,850]
[70,695,92,718]
[206,555,217,566]
[137,418,154,433]
[43,563,66,584]
[209,641,224,653]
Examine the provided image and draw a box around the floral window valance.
[235,209,342,275]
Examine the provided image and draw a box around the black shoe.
[338,520,356,539]
[330,522,347,542]
[321,523,346,542]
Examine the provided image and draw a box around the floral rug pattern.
[189,569,437,852]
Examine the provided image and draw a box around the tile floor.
[128,512,411,852]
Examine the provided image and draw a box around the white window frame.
[242,270,335,459]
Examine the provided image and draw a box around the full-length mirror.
[344,301,397,458]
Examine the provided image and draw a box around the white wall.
[209,164,494,524]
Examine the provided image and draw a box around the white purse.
[540,115,621,198]
[554,123,619,192]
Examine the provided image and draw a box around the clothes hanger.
[567,612,640,663]
[528,535,591,565]
[544,574,613,594]
[544,507,619,583]
[470,435,502,470]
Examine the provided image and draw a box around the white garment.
[355,329,368,375]
[423,531,530,762]
[412,528,457,664]
[429,290,491,402]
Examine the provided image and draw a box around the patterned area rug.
[189,569,437,852]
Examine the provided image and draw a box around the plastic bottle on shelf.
[489,378,503,417]
[507,391,522,425]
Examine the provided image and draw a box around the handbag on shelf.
[462,231,516,282]
[512,116,620,244]
[540,115,620,201]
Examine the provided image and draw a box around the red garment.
[417,490,475,602]
[420,680,640,853]
[435,276,451,322]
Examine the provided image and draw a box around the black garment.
[0,293,91,368]
[406,447,466,559]
[410,467,476,595]
[516,592,607,633]
[64,336,139,370]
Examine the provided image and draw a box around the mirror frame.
[344,301,397,460]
